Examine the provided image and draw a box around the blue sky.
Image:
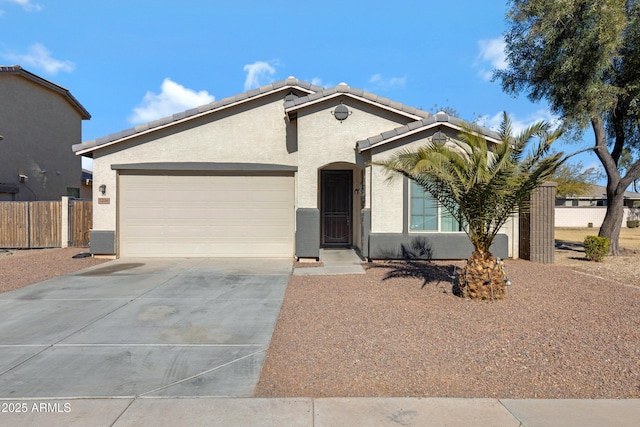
[1,0,601,177]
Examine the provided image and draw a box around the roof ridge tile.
[74,77,445,155]
[356,114,502,152]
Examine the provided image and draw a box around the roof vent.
[332,102,351,123]
[284,90,298,102]
[432,130,447,144]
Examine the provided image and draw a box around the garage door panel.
[119,174,294,258]
[252,192,291,203]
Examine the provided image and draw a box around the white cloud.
[477,37,507,81]
[243,61,276,91]
[128,78,215,124]
[584,161,602,171]
[477,109,561,134]
[368,73,407,90]
[3,43,74,74]
[8,0,43,12]
[308,77,333,88]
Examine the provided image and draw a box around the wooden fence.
[0,199,91,249]
[70,200,92,247]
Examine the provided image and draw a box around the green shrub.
[583,236,610,262]
[627,220,640,228]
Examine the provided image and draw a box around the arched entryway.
[318,163,364,249]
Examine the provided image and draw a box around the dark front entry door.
[321,170,352,246]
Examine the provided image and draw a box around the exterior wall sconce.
[99,184,106,195]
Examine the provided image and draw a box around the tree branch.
[592,115,621,183]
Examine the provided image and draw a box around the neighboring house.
[0,65,91,201]
[81,169,93,199]
[73,78,517,259]
[556,184,640,207]
[555,184,640,228]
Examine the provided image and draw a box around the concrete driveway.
[0,258,291,398]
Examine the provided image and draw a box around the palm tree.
[376,113,565,300]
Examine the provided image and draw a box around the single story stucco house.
[73,78,517,260]
[556,184,640,208]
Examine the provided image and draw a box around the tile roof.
[72,77,500,157]
[74,77,324,155]
[356,112,502,152]
[283,82,431,120]
[0,65,91,119]
[564,184,640,200]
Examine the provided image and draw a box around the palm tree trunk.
[458,251,508,300]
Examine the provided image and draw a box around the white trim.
[360,122,502,153]
[408,181,465,233]
[285,92,424,122]
[75,85,316,156]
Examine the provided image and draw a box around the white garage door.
[119,173,294,257]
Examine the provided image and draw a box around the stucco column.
[61,196,69,248]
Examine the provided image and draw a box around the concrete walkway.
[293,248,365,275]
[0,397,638,426]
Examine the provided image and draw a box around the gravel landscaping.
[255,259,640,399]
[0,247,108,294]
[2,247,638,399]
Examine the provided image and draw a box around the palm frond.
[373,113,566,254]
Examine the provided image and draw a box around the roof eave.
[357,121,502,153]
[285,92,425,122]
[74,83,317,156]
[1,65,91,119]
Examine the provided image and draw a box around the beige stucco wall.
[91,92,415,250]
[295,99,409,209]
[555,206,637,228]
[369,131,448,233]
[294,98,413,249]
[90,92,297,231]
[0,74,84,201]
[370,129,519,258]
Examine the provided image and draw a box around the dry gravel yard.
[2,245,639,399]
[256,239,640,398]
[256,256,640,399]
[555,227,640,287]
[0,247,108,294]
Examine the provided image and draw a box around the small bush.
[583,236,610,262]
[627,219,640,228]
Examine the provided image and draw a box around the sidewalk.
[1,397,639,426]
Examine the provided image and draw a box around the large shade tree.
[376,114,565,300]
[552,160,602,199]
[495,0,640,255]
